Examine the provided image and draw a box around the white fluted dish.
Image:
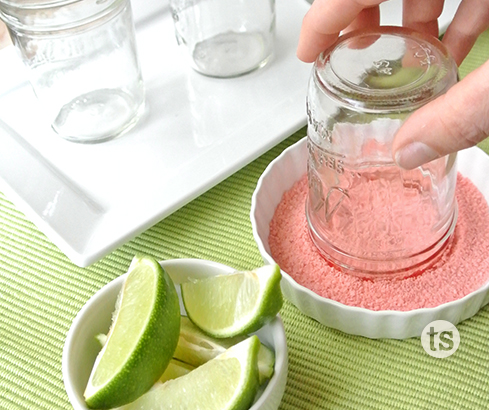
[250,137,489,339]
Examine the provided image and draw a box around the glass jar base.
[51,89,145,144]
[191,31,273,78]
[306,200,458,280]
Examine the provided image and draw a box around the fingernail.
[395,142,440,169]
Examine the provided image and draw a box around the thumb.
[393,60,489,169]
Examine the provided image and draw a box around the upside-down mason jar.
[0,0,145,143]
[306,27,458,279]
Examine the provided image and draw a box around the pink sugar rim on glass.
[269,173,489,311]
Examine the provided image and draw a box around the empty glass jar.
[306,27,458,279]
[0,0,145,143]
[169,0,275,78]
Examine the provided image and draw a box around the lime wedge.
[175,316,274,383]
[174,316,246,365]
[181,264,283,338]
[257,343,275,384]
[118,336,261,410]
[84,255,181,409]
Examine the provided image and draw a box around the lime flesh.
[175,316,274,383]
[158,359,194,384]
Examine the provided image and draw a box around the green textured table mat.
[1,31,489,410]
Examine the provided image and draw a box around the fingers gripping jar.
[306,27,458,279]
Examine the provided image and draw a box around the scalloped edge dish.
[250,137,489,339]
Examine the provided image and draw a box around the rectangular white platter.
[0,0,461,267]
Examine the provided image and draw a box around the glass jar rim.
[0,0,127,32]
[0,0,80,9]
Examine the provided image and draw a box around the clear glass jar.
[0,0,145,143]
[306,27,458,279]
[169,0,275,78]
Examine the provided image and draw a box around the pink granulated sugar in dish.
[269,173,489,311]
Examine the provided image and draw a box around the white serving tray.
[0,0,461,267]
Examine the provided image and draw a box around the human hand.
[0,20,12,50]
[297,0,489,169]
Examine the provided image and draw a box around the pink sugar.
[269,173,489,311]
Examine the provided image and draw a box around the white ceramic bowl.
[63,258,288,410]
[251,137,489,339]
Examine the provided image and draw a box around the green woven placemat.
[1,31,489,410]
